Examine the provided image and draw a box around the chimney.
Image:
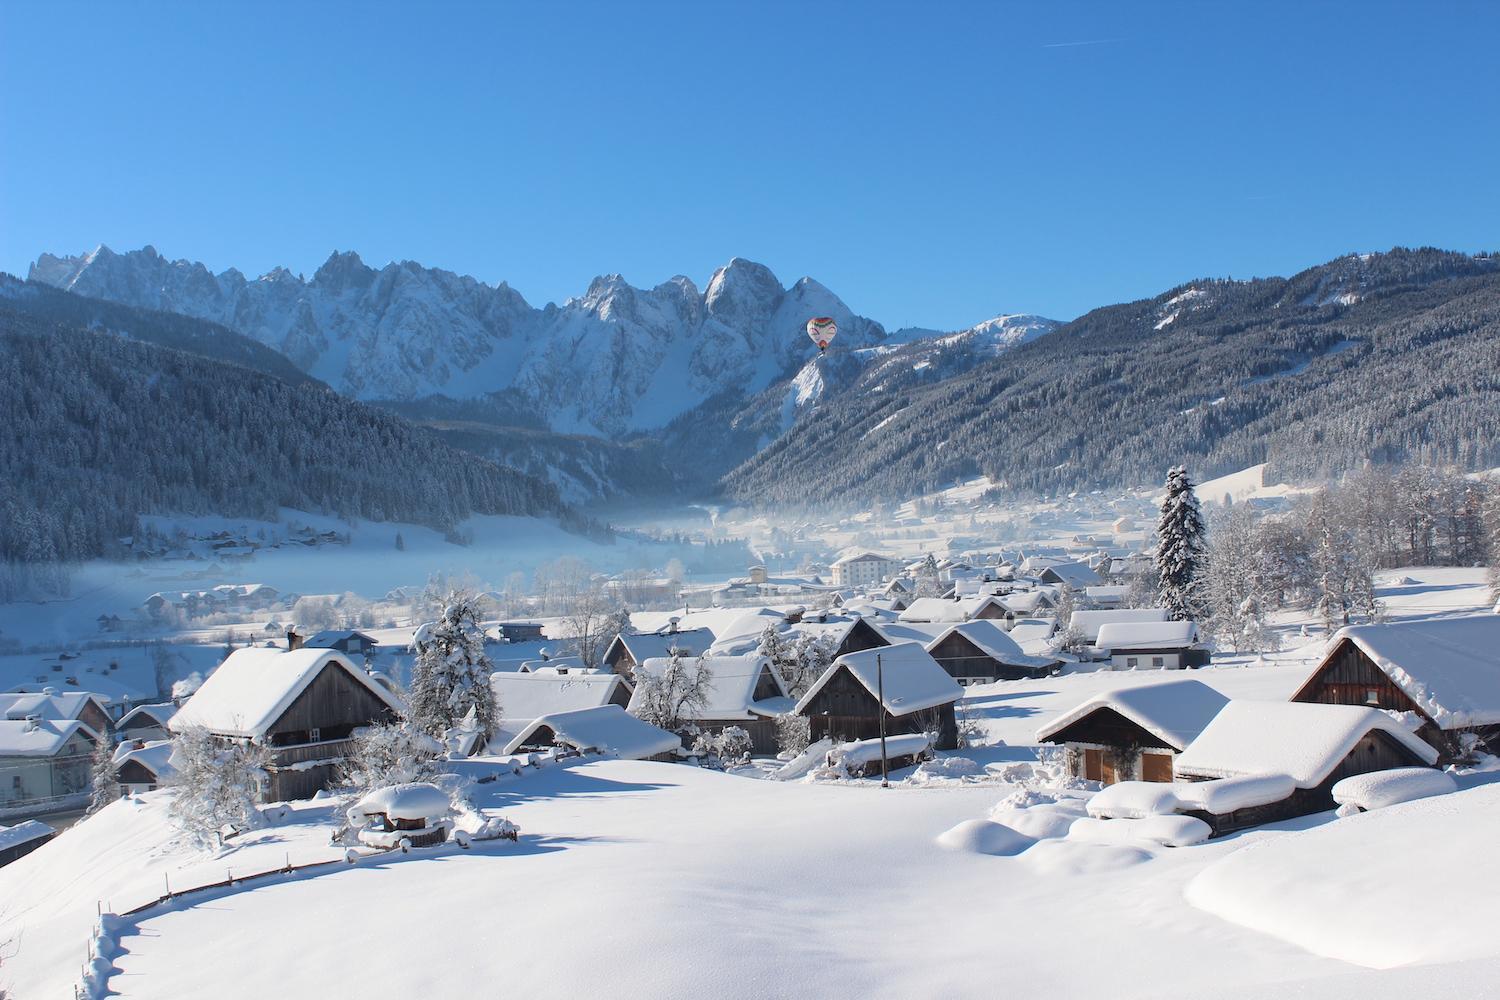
[23,714,39,733]
[666,617,680,635]
[287,629,303,650]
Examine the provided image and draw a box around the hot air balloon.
[807,316,837,353]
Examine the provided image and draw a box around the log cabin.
[924,620,1059,685]
[168,647,402,801]
[793,642,962,751]
[1290,614,1500,760]
[1172,700,1438,835]
[1036,679,1229,784]
[627,655,792,754]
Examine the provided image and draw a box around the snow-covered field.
[9,753,1500,1000]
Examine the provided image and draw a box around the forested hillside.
[723,249,1500,503]
[0,305,570,574]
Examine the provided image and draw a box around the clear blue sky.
[2,1,1496,329]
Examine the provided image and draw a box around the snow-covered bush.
[339,722,443,796]
[166,725,271,849]
[690,726,752,769]
[775,712,812,758]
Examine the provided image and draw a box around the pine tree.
[409,592,497,740]
[394,531,405,551]
[86,732,118,815]
[1155,466,1208,621]
[915,553,943,598]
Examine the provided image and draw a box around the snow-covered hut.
[1068,608,1170,645]
[348,782,453,850]
[1291,614,1500,760]
[502,705,680,759]
[0,820,55,868]
[924,620,1058,685]
[793,642,963,750]
[116,702,176,741]
[112,738,176,796]
[1036,679,1230,784]
[169,647,403,801]
[490,671,632,751]
[1172,701,1438,834]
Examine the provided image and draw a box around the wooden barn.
[1036,679,1229,784]
[793,642,963,751]
[627,654,792,754]
[0,820,55,869]
[0,689,114,738]
[503,705,681,759]
[1291,614,1500,760]
[116,702,176,741]
[1172,700,1438,835]
[491,670,633,752]
[924,620,1059,684]
[168,647,402,801]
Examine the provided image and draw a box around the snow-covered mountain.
[30,246,896,438]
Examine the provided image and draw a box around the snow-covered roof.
[1317,615,1500,728]
[1172,773,1298,814]
[1069,608,1170,643]
[117,702,176,730]
[1330,767,1455,811]
[997,590,1055,615]
[1173,701,1437,786]
[168,647,403,740]
[502,705,680,759]
[490,672,629,741]
[304,629,376,648]
[1041,562,1102,588]
[608,628,714,663]
[927,621,1056,670]
[794,642,962,718]
[705,609,793,655]
[897,598,968,624]
[0,718,95,757]
[1036,678,1229,751]
[629,655,785,721]
[1007,619,1056,645]
[0,690,108,724]
[1095,620,1200,651]
[112,738,176,780]
[0,820,54,853]
[351,782,452,821]
[832,550,895,567]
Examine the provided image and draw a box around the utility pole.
[877,652,889,788]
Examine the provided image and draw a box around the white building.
[830,551,900,589]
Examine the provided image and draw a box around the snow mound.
[1022,839,1152,876]
[1185,784,1500,968]
[1068,814,1211,848]
[908,756,982,784]
[1086,781,1182,819]
[935,818,1034,856]
[1331,767,1456,813]
[1172,773,1296,814]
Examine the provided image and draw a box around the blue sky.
[2,1,1496,328]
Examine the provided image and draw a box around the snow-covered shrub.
[339,722,443,796]
[775,713,812,758]
[166,725,271,849]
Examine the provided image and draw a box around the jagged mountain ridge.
[721,248,1500,503]
[31,246,912,439]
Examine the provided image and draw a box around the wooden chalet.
[924,620,1058,684]
[1036,679,1228,784]
[1291,615,1500,760]
[602,627,714,679]
[169,647,402,801]
[627,655,792,753]
[793,642,962,751]
[1172,700,1438,835]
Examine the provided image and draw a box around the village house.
[496,621,547,643]
[602,626,715,679]
[924,620,1059,685]
[0,717,98,812]
[1171,700,1438,835]
[793,642,963,751]
[0,820,55,869]
[1037,679,1230,784]
[115,703,176,741]
[830,551,901,589]
[303,629,379,658]
[629,654,792,754]
[0,689,114,737]
[1095,620,1210,670]
[1069,608,1171,646]
[1038,562,1103,590]
[1291,614,1500,760]
[112,738,176,796]
[490,670,633,751]
[168,647,403,801]
[996,589,1058,625]
[503,704,681,759]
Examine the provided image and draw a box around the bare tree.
[167,726,271,849]
[630,651,712,735]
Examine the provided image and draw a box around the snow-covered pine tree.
[915,553,943,598]
[166,726,271,849]
[408,592,497,740]
[86,732,118,814]
[1155,466,1208,621]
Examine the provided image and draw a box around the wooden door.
[1141,752,1173,783]
[1083,748,1103,782]
[1101,756,1121,786]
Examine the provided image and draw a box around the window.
[1126,657,1139,668]
[1152,656,1165,667]
[1365,689,1380,705]
[309,727,322,742]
